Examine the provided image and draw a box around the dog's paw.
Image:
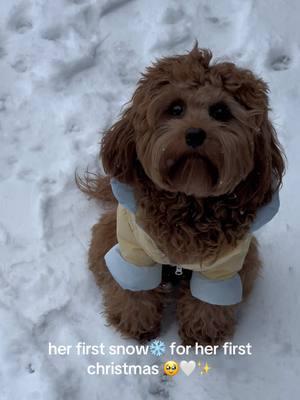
[179,317,234,346]
[135,328,161,343]
[109,313,161,344]
[101,284,164,343]
[177,292,236,346]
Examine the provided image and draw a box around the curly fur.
[79,45,285,344]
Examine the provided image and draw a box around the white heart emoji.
[180,360,196,376]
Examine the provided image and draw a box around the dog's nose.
[185,128,206,148]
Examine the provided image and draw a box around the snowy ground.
[0,0,299,399]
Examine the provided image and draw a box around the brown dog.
[78,45,285,345]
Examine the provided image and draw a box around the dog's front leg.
[176,284,236,346]
[89,211,165,342]
[176,237,261,345]
[101,274,164,342]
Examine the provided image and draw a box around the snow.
[0,0,299,399]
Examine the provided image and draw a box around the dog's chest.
[136,206,224,265]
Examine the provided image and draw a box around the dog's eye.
[168,101,185,117]
[209,102,232,122]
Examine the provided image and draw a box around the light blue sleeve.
[190,272,243,305]
[104,244,162,291]
[110,178,137,214]
[251,189,280,232]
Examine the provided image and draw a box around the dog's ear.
[231,118,285,209]
[214,64,285,205]
[239,108,285,207]
[258,116,285,193]
[228,68,285,199]
[100,107,137,184]
[237,114,284,208]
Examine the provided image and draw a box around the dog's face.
[137,81,257,197]
[101,46,284,202]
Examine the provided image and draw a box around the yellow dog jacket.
[117,204,252,280]
[104,179,280,305]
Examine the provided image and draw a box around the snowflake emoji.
[150,340,166,356]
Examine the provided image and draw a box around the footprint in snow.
[11,57,28,73]
[270,55,291,71]
[7,2,33,34]
[41,25,63,42]
[267,48,292,71]
[162,7,185,25]
[100,0,136,17]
